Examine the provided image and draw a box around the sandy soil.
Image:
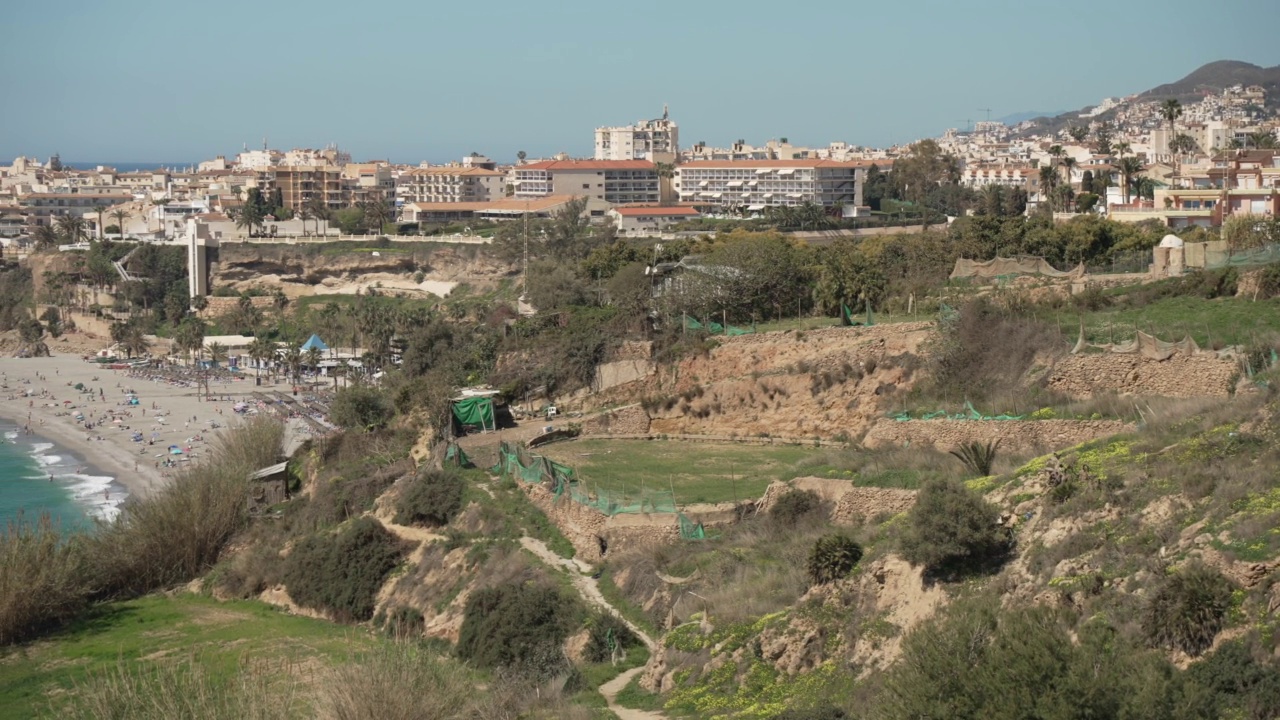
[0,352,307,505]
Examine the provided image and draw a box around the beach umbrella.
[113,417,122,423]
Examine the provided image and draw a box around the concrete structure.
[17,192,135,228]
[402,195,610,224]
[342,163,395,207]
[673,160,864,211]
[513,160,660,205]
[961,164,1037,190]
[399,166,505,205]
[255,165,344,210]
[608,205,699,236]
[595,107,678,162]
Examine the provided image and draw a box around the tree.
[122,323,151,359]
[812,241,886,315]
[361,198,392,236]
[55,214,86,245]
[330,385,393,432]
[1245,131,1278,150]
[1160,98,1183,149]
[898,478,1010,577]
[1093,122,1114,156]
[304,345,323,374]
[862,163,894,211]
[1118,157,1145,205]
[1039,167,1059,210]
[282,341,303,383]
[516,150,527,163]
[235,204,264,237]
[248,336,275,378]
[110,208,129,239]
[1170,133,1199,155]
[1067,125,1088,143]
[1060,156,1077,189]
[1114,140,1131,159]
[33,225,59,250]
[16,317,50,357]
[206,341,228,367]
[91,205,107,242]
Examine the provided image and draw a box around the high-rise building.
[594,107,679,162]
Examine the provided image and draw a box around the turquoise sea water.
[0,423,124,531]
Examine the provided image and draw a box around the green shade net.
[841,303,874,327]
[493,441,677,516]
[444,443,473,468]
[452,397,495,431]
[1206,243,1280,269]
[890,400,1025,422]
[684,316,754,336]
[679,513,712,540]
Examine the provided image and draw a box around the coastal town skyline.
[3,0,1278,162]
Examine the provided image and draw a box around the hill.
[1140,60,1280,104]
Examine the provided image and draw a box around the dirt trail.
[518,537,665,719]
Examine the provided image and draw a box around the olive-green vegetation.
[394,467,465,528]
[280,517,404,622]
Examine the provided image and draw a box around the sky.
[2,0,1278,165]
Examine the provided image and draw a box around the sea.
[0,424,126,531]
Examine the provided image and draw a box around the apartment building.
[961,165,1036,190]
[17,192,134,227]
[255,165,344,210]
[399,167,505,205]
[1114,150,1280,228]
[595,108,679,161]
[513,160,660,205]
[673,160,864,211]
[343,163,395,207]
[609,205,699,236]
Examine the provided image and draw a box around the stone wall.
[1047,353,1238,398]
[862,418,1131,454]
[757,477,916,525]
[594,360,654,392]
[579,404,651,436]
[519,482,608,564]
[197,295,276,319]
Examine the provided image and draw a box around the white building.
[513,160,661,205]
[595,107,679,162]
[673,160,864,212]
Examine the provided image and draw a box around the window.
[582,184,590,189]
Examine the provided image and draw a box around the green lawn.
[0,594,382,718]
[1062,295,1280,348]
[537,439,830,505]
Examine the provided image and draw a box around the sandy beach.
[0,352,317,507]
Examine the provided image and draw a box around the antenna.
[977,108,993,122]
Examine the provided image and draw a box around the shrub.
[377,606,425,639]
[806,534,863,586]
[1257,264,1280,299]
[320,641,476,720]
[948,440,1000,477]
[0,514,95,644]
[92,417,284,599]
[769,489,823,526]
[773,707,847,720]
[898,478,1010,577]
[1180,639,1280,720]
[330,385,394,432]
[584,611,639,663]
[281,517,402,622]
[924,297,1060,403]
[456,582,580,677]
[1142,561,1234,656]
[394,468,465,527]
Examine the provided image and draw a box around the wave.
[67,473,125,522]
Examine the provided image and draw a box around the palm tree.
[207,342,228,368]
[297,205,313,236]
[304,346,322,376]
[361,199,392,236]
[235,204,264,237]
[1160,99,1183,149]
[283,342,303,384]
[91,205,107,242]
[55,214,86,245]
[1060,156,1077,189]
[1038,166,1059,210]
[122,324,151,359]
[247,336,274,378]
[1246,131,1277,150]
[33,225,59,250]
[1113,141,1131,159]
[1117,157,1145,205]
[110,208,129,240]
[305,195,330,237]
[516,150,528,163]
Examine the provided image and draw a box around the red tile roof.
[518,160,656,171]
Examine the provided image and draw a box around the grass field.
[537,439,835,504]
[0,594,382,718]
[1035,295,1280,348]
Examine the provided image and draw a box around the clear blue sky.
[2,0,1277,165]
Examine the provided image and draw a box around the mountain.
[996,110,1069,126]
[1140,60,1280,103]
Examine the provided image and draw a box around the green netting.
[492,442,675,516]
[841,303,874,327]
[890,401,1025,422]
[1206,243,1280,269]
[452,397,495,431]
[679,513,709,540]
[444,443,473,468]
[684,316,754,336]
[938,302,958,323]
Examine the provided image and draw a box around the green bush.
[456,582,580,677]
[281,517,402,622]
[949,440,999,477]
[772,707,847,720]
[0,514,95,645]
[1179,638,1280,719]
[898,478,1010,577]
[376,606,425,639]
[769,489,823,526]
[1142,561,1234,656]
[806,534,863,586]
[394,468,464,527]
[584,611,639,663]
[330,385,394,432]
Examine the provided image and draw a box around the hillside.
[1140,60,1280,104]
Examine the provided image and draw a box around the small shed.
[247,461,289,514]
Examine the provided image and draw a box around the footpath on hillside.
[518,537,665,720]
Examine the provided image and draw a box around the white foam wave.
[67,473,126,523]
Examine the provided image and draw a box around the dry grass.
[55,655,297,720]
[0,514,95,645]
[320,642,476,720]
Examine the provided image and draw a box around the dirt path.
[518,537,666,719]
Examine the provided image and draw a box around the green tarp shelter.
[452,397,495,432]
[841,303,874,327]
[683,315,754,336]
